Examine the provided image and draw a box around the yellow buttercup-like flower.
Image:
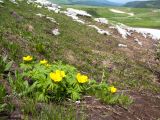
[23,55,33,62]
[50,70,66,82]
[76,73,89,83]
[50,72,62,82]
[40,59,48,64]
[56,70,66,77]
[109,86,117,93]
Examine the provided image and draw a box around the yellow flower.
[23,55,33,62]
[46,64,51,67]
[76,73,89,83]
[50,70,66,82]
[50,72,62,82]
[55,70,66,77]
[40,59,48,64]
[109,86,117,93]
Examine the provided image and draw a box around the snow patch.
[66,8,91,17]
[134,38,142,47]
[10,0,18,4]
[46,16,56,23]
[109,9,134,16]
[63,8,91,24]
[112,23,160,40]
[114,25,131,39]
[118,44,127,48]
[94,18,108,24]
[36,13,57,23]
[88,25,110,35]
[36,13,45,17]
[129,28,160,40]
[75,19,85,24]
[37,5,42,8]
[32,0,61,13]
[0,0,3,3]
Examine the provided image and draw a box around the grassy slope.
[124,0,160,9]
[0,0,159,93]
[64,5,160,29]
[0,0,160,119]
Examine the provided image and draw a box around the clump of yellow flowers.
[23,55,33,62]
[109,86,117,93]
[50,70,66,82]
[76,73,89,83]
[21,57,128,104]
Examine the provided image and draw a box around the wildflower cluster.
[17,56,131,105]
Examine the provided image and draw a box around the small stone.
[25,24,34,32]
[75,100,81,104]
[52,28,60,36]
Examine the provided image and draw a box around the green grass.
[0,0,159,93]
[0,0,160,119]
[64,5,160,29]
[21,99,87,120]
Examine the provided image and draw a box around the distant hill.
[124,0,160,8]
[49,0,121,6]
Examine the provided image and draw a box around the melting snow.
[33,0,61,13]
[109,9,134,16]
[10,0,17,4]
[129,28,160,40]
[94,18,108,24]
[66,8,91,17]
[115,25,130,39]
[75,19,85,24]
[112,24,160,40]
[36,13,57,23]
[88,25,110,35]
[118,44,127,48]
[37,5,42,8]
[63,8,91,24]
[134,38,142,46]
[0,0,3,3]
[36,13,45,17]
[46,16,56,23]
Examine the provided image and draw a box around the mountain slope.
[0,0,160,119]
[49,0,121,6]
[124,0,160,8]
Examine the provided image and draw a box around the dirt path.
[83,92,160,120]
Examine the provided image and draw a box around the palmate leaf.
[36,92,50,102]
[70,90,80,101]
[20,63,32,71]
[4,61,13,71]
[2,55,8,62]
[0,103,7,112]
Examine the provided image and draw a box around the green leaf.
[4,61,13,71]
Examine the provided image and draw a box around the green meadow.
[64,5,160,28]
[0,0,160,119]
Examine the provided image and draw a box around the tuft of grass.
[21,99,86,120]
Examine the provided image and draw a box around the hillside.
[0,0,160,119]
[124,0,160,8]
[49,0,121,6]
[66,5,160,29]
